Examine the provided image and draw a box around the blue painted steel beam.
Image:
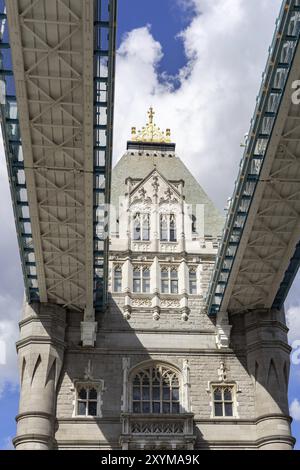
[273,241,300,309]
[0,4,39,303]
[93,0,117,311]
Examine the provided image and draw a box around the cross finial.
[130,107,171,143]
[148,106,155,124]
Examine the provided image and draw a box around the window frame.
[209,384,238,419]
[133,266,151,293]
[133,212,150,241]
[130,364,182,415]
[160,266,178,294]
[189,268,197,295]
[113,265,122,293]
[160,213,177,242]
[73,381,104,418]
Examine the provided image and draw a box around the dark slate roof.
[111,150,224,238]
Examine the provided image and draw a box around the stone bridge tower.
[15,109,294,450]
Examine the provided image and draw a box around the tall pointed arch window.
[131,364,180,414]
[160,214,177,242]
[133,213,150,241]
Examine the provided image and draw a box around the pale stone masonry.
[14,126,295,449]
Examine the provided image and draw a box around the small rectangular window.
[161,279,169,293]
[189,270,197,294]
[143,279,150,293]
[133,279,141,293]
[212,386,234,417]
[113,267,122,292]
[76,386,99,417]
[171,280,178,294]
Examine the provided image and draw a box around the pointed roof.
[111,150,224,238]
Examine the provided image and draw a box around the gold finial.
[131,107,171,143]
[131,126,136,139]
[148,106,155,124]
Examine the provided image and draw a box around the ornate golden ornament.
[131,107,171,143]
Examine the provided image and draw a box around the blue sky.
[117,0,192,76]
[0,0,299,450]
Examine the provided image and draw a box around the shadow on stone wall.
[53,295,209,450]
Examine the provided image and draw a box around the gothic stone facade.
[15,141,295,450]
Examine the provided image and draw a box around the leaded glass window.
[189,269,197,295]
[133,213,150,241]
[132,365,180,414]
[133,266,150,293]
[160,214,177,242]
[161,267,178,294]
[113,266,122,292]
[76,386,99,417]
[212,386,234,417]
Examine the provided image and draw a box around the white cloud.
[286,306,300,344]
[0,136,23,398]
[1,436,14,450]
[0,436,14,450]
[290,398,300,421]
[0,293,21,397]
[113,0,282,210]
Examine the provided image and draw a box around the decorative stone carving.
[121,357,130,412]
[132,187,152,205]
[152,175,160,197]
[131,421,184,434]
[84,360,94,380]
[181,307,190,322]
[182,359,191,412]
[160,299,180,309]
[160,242,179,253]
[159,187,179,205]
[215,312,232,349]
[80,321,98,347]
[131,298,152,308]
[123,305,132,320]
[132,242,151,252]
[153,307,160,321]
[217,361,229,382]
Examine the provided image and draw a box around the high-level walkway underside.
[207,0,300,316]
[0,0,116,313]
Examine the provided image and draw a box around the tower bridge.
[0,0,299,451]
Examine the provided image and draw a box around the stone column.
[179,259,189,321]
[151,256,160,320]
[122,259,132,319]
[178,180,185,252]
[244,308,294,450]
[14,301,66,450]
[151,179,159,252]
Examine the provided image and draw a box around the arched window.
[131,364,180,414]
[133,213,150,241]
[160,214,177,242]
[161,267,178,294]
[113,266,122,292]
[133,266,150,293]
[189,268,197,295]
